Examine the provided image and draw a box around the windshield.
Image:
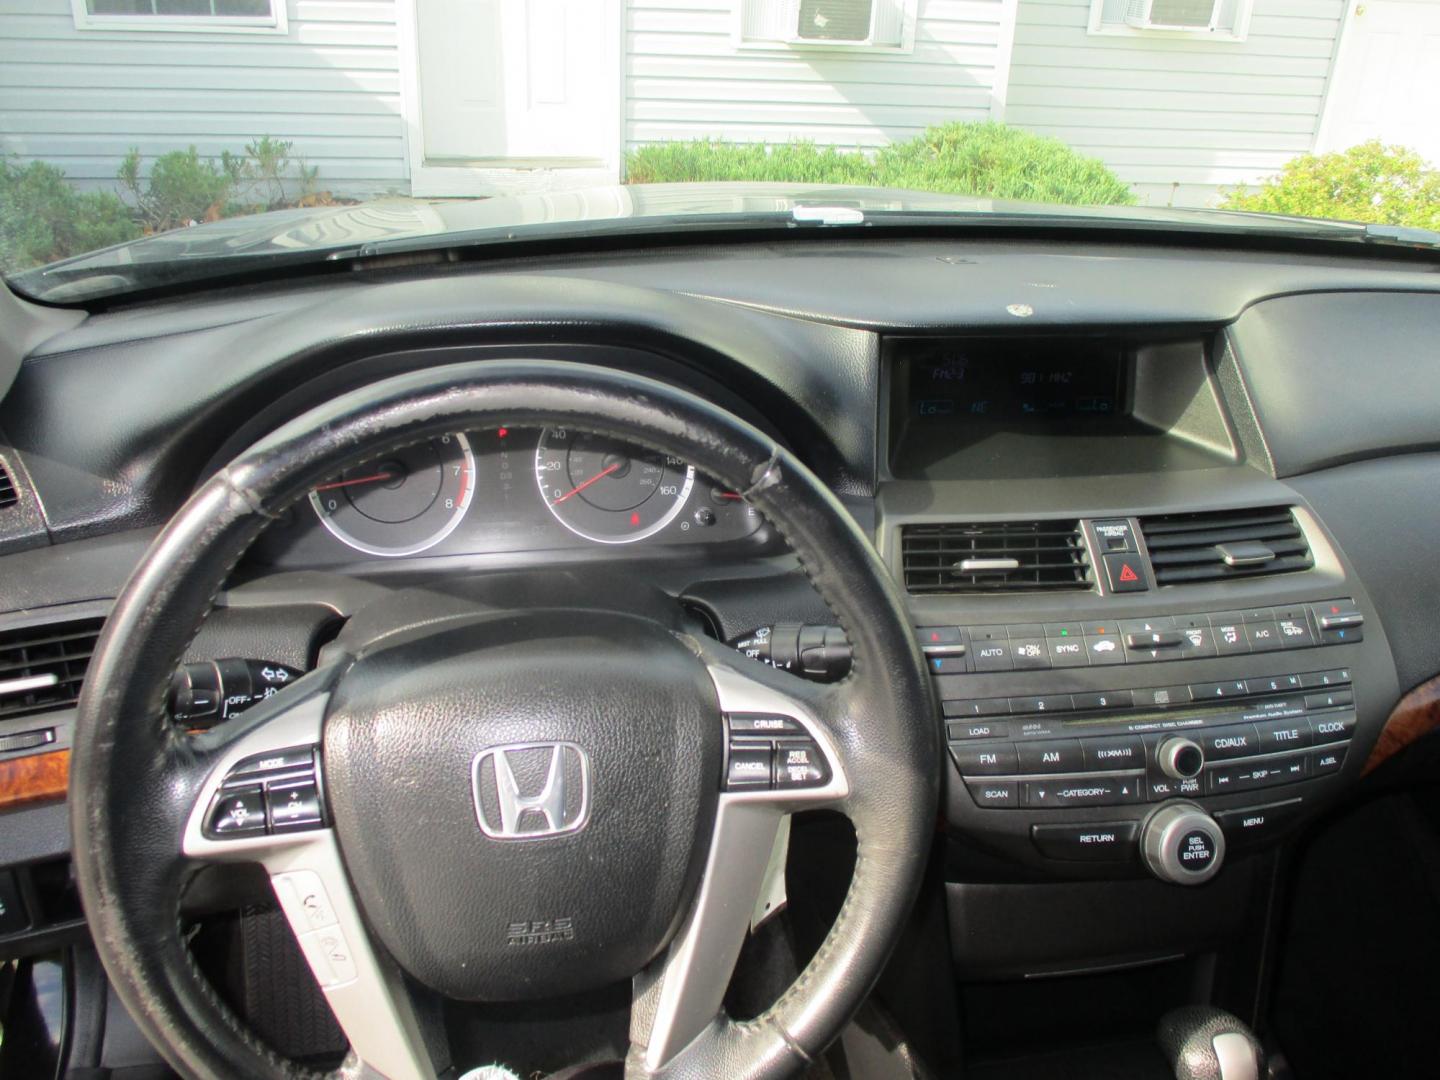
[4,0,1438,301]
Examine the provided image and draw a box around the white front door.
[407,0,620,195]
[1318,0,1440,164]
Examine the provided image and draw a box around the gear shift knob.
[1157,1006,1263,1080]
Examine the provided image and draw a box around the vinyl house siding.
[0,0,406,198]
[1006,0,1346,206]
[625,0,1015,153]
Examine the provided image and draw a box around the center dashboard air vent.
[0,463,16,509]
[0,616,106,723]
[1139,506,1313,585]
[902,521,1091,594]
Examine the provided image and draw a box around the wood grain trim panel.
[1364,675,1440,775]
[0,749,70,811]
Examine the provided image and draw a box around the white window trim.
[70,0,288,35]
[1086,0,1253,43]
[732,0,919,56]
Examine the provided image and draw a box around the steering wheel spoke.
[626,657,850,1075]
[181,679,435,1080]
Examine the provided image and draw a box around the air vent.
[0,617,106,723]
[902,521,1091,594]
[1140,506,1312,585]
[0,463,16,509]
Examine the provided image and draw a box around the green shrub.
[0,159,140,270]
[625,122,1137,207]
[1221,140,1440,230]
[119,139,321,232]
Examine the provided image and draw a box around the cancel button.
[1031,821,1139,862]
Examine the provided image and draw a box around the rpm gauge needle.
[552,461,621,505]
[313,471,396,492]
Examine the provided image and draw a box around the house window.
[1088,0,1253,42]
[73,0,287,33]
[735,0,918,53]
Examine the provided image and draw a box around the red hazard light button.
[1103,552,1150,593]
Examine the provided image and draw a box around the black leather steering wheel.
[71,359,938,1079]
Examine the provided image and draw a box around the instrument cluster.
[250,425,768,566]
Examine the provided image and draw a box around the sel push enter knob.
[1142,803,1225,885]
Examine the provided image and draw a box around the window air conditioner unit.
[789,0,876,44]
[1124,0,1220,31]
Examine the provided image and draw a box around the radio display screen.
[899,339,1126,423]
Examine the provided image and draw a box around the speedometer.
[309,433,475,556]
[535,428,695,544]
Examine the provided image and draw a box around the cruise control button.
[1083,736,1145,771]
[774,739,830,788]
[266,780,324,832]
[1309,712,1356,743]
[727,714,802,734]
[1031,821,1138,862]
[726,745,773,789]
[950,742,1018,776]
[966,780,1019,808]
[1025,776,1142,808]
[947,719,1010,741]
[207,786,267,837]
[1255,717,1311,753]
[1017,739,1084,774]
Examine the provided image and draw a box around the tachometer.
[535,428,694,544]
[309,433,475,556]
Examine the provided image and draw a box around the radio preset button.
[1300,668,1351,689]
[1304,689,1354,711]
[943,697,1011,719]
[1073,690,1133,711]
[1008,695,1074,717]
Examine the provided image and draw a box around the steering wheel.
[70,359,938,1080]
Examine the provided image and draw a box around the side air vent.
[1140,506,1312,585]
[902,521,1091,594]
[0,617,106,723]
[0,463,16,509]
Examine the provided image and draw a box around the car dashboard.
[3,231,1440,1075]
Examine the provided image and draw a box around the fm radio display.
[902,340,1125,422]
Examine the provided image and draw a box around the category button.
[1025,776,1142,808]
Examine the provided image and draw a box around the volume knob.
[1157,736,1204,780]
[1143,804,1225,885]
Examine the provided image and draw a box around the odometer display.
[535,428,695,544]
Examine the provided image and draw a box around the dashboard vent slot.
[1140,506,1312,585]
[902,521,1090,594]
[0,463,16,509]
[0,617,106,723]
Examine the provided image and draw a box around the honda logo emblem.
[471,742,590,840]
